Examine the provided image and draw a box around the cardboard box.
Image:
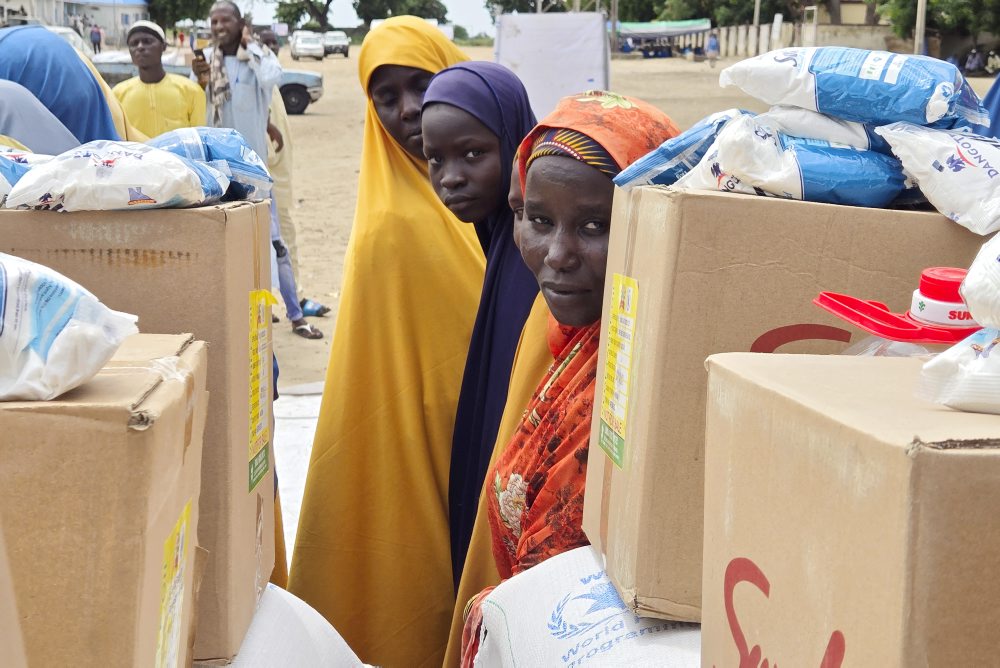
[702,354,1000,666]
[0,202,276,660]
[0,333,207,666]
[582,188,985,621]
[0,526,27,668]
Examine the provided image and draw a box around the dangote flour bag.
[0,155,28,205]
[473,546,700,667]
[148,127,273,200]
[0,254,138,401]
[876,122,1000,235]
[615,109,752,188]
[676,114,905,207]
[920,233,1000,414]
[720,47,988,128]
[755,105,891,153]
[5,141,229,212]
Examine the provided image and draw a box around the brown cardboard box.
[0,526,27,668]
[702,354,1000,666]
[0,202,276,660]
[0,333,207,667]
[582,188,985,622]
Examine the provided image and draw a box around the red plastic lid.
[919,267,966,303]
[814,292,980,345]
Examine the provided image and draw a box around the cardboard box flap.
[705,353,1000,450]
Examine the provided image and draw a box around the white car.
[291,33,324,61]
[46,25,95,60]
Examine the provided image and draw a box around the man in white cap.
[113,19,206,138]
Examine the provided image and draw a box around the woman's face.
[422,103,503,224]
[369,65,434,161]
[509,159,524,247]
[520,155,615,327]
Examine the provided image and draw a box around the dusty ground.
[273,46,997,388]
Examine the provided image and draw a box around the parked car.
[323,31,350,58]
[46,25,95,59]
[93,63,324,115]
[290,33,324,61]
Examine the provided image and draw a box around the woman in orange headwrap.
[287,17,484,667]
[460,91,679,666]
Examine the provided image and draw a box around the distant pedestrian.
[706,31,720,68]
[89,24,102,53]
[966,48,984,75]
[177,30,185,48]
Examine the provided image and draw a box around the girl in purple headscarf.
[421,62,540,586]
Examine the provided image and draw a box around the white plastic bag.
[919,233,1000,413]
[876,122,1000,235]
[5,140,229,212]
[755,105,890,153]
[474,546,700,667]
[720,47,987,127]
[0,253,138,401]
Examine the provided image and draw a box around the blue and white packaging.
[4,141,229,211]
[876,122,1000,235]
[149,127,273,200]
[720,47,989,128]
[0,155,29,205]
[614,109,753,188]
[676,115,906,207]
[0,253,138,401]
[755,105,891,154]
[473,546,700,667]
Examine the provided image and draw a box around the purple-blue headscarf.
[423,62,538,587]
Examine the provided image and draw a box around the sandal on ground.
[292,321,323,340]
[272,314,280,323]
[300,298,331,317]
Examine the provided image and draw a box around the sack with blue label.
[720,47,989,128]
[4,141,229,212]
[0,253,138,401]
[676,114,906,207]
[0,155,28,205]
[876,122,1000,234]
[755,105,893,154]
[148,127,273,200]
[615,109,753,188]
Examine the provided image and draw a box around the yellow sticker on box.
[598,273,638,468]
[155,500,191,668]
[249,289,277,492]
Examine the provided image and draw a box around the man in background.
[114,20,206,138]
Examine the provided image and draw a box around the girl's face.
[520,155,614,327]
[369,65,434,160]
[421,103,503,224]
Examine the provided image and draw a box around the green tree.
[883,0,1000,38]
[618,0,659,21]
[275,0,309,27]
[147,0,213,28]
[662,0,801,25]
[399,0,449,21]
[483,0,566,20]
[453,24,470,39]
[272,0,335,29]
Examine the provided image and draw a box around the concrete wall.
[718,22,904,57]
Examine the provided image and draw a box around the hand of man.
[192,57,210,87]
[241,24,252,49]
[267,122,284,152]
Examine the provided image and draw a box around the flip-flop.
[300,298,331,317]
[292,322,324,340]
[272,314,279,323]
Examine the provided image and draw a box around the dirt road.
[273,46,996,388]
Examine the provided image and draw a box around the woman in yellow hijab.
[287,17,484,667]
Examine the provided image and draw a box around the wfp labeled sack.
[720,47,988,128]
[876,122,1000,235]
[473,546,700,667]
[148,127,273,200]
[5,141,229,212]
[0,253,138,401]
[676,114,905,207]
[920,233,1000,413]
[615,109,752,188]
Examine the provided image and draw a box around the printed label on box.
[155,501,191,668]
[598,273,638,468]
[249,289,277,492]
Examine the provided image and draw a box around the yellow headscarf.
[288,17,484,668]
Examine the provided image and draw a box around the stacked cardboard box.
[703,354,1000,665]
[0,525,26,668]
[0,333,207,666]
[0,201,276,660]
[582,187,985,621]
